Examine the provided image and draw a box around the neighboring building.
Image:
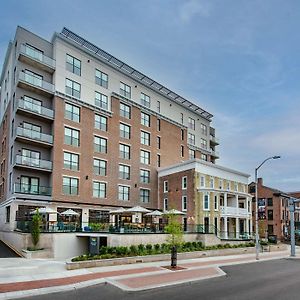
[158,159,252,240]
[248,178,297,240]
[0,26,219,233]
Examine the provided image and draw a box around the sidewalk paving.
[0,249,293,299]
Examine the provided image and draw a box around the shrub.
[154,244,160,253]
[99,246,108,255]
[31,211,41,249]
[160,243,169,252]
[145,244,153,254]
[137,244,145,254]
[129,245,138,255]
[116,246,128,256]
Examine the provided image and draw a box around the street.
[17,258,300,300]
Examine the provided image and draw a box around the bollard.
[171,245,177,268]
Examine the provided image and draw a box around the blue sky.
[1,0,300,191]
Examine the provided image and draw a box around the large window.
[65,103,80,122]
[63,177,79,195]
[93,158,107,176]
[95,92,108,110]
[188,133,195,145]
[140,169,150,183]
[140,189,150,203]
[188,117,195,130]
[141,112,150,127]
[118,185,130,201]
[201,123,207,135]
[66,54,81,76]
[64,127,80,147]
[119,144,130,160]
[140,93,150,108]
[140,150,150,165]
[120,82,131,98]
[63,152,79,170]
[65,79,81,98]
[19,176,39,194]
[93,181,106,198]
[119,164,130,180]
[141,131,150,146]
[120,123,131,139]
[24,70,43,87]
[95,114,107,131]
[203,193,210,210]
[120,103,131,119]
[94,136,107,153]
[95,69,108,88]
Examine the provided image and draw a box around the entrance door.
[239,219,245,235]
[204,217,209,233]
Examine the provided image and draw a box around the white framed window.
[120,103,131,119]
[119,144,130,160]
[200,176,205,188]
[65,103,80,122]
[209,177,214,188]
[95,69,108,88]
[164,198,168,211]
[188,117,195,130]
[64,127,79,147]
[234,183,238,191]
[141,112,150,127]
[201,123,207,135]
[93,181,106,198]
[214,195,218,210]
[120,123,131,139]
[219,179,223,189]
[95,92,108,110]
[227,181,230,190]
[141,93,150,107]
[120,82,131,98]
[140,150,150,165]
[189,149,195,159]
[140,169,150,183]
[118,185,130,201]
[119,164,130,180]
[93,158,107,176]
[203,193,210,210]
[95,114,107,131]
[94,136,107,153]
[140,188,150,203]
[63,152,79,171]
[201,154,207,161]
[188,133,195,145]
[163,180,168,193]
[182,196,187,211]
[182,176,187,190]
[66,54,81,76]
[141,131,150,146]
[65,79,81,98]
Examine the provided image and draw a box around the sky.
[0,0,300,191]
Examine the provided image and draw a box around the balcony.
[18,44,55,73]
[16,99,54,121]
[210,135,219,146]
[211,149,219,158]
[14,155,52,172]
[220,206,250,217]
[14,183,52,196]
[18,71,55,97]
[15,127,53,148]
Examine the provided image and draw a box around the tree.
[31,210,41,249]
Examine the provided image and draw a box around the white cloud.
[179,0,211,22]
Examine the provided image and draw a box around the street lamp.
[255,156,281,260]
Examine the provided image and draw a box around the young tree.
[31,210,41,249]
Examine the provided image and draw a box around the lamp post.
[255,156,281,260]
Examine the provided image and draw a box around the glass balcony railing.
[16,127,53,144]
[14,183,52,196]
[210,135,219,144]
[19,72,54,94]
[15,155,52,171]
[20,44,55,69]
[17,99,54,119]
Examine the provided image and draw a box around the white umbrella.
[30,207,57,214]
[145,210,163,216]
[163,209,186,215]
[126,206,151,213]
[60,209,80,216]
[109,207,127,214]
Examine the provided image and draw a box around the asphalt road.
[0,240,19,258]
[17,259,300,300]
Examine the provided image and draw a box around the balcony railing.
[210,135,219,145]
[16,127,53,145]
[19,71,54,94]
[20,44,55,69]
[17,99,54,119]
[211,149,220,157]
[15,155,52,171]
[220,206,250,216]
[14,183,52,196]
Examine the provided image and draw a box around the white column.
[224,216,228,239]
[224,193,228,210]
[81,208,89,230]
[236,218,239,239]
[236,195,239,215]
[245,217,249,234]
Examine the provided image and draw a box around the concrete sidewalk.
[0,249,294,299]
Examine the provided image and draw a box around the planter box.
[21,248,52,259]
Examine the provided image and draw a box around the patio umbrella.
[109,207,127,214]
[60,209,80,216]
[30,207,57,214]
[145,210,163,216]
[126,206,151,213]
[163,209,186,215]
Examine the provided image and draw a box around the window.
[63,177,78,195]
[64,127,79,147]
[120,82,131,98]
[157,136,161,149]
[93,159,107,176]
[94,136,107,153]
[140,169,150,183]
[141,93,150,107]
[95,69,108,88]
[66,54,81,76]
[63,152,79,170]
[180,113,184,124]
[209,177,214,188]
[201,154,207,161]
[140,189,150,203]
[120,103,131,119]
[24,70,43,87]
[157,154,161,167]
[268,225,274,235]
[200,138,207,149]
[200,176,205,187]
[93,181,106,198]
[95,115,107,131]
[66,79,81,98]
[119,144,130,160]
[120,123,131,139]
[119,164,130,180]
[189,149,195,159]
[141,131,150,146]
[11,119,14,138]
[214,195,218,210]
[203,193,210,210]
[188,133,195,145]
[22,95,42,114]
[227,181,230,190]
[140,150,150,165]
[267,210,274,220]
[181,145,184,157]
[157,119,161,131]
[118,185,130,201]
[18,176,39,194]
[267,198,273,206]
[163,181,168,193]
[10,146,13,165]
[234,183,238,191]
[6,206,10,223]
[182,196,187,211]
[141,112,150,127]
[182,176,187,189]
[65,103,80,122]
[95,92,108,110]
[219,179,223,189]
[201,123,207,135]
[157,101,160,113]
[188,117,195,130]
[164,198,168,211]
[24,44,43,61]
[181,129,184,141]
